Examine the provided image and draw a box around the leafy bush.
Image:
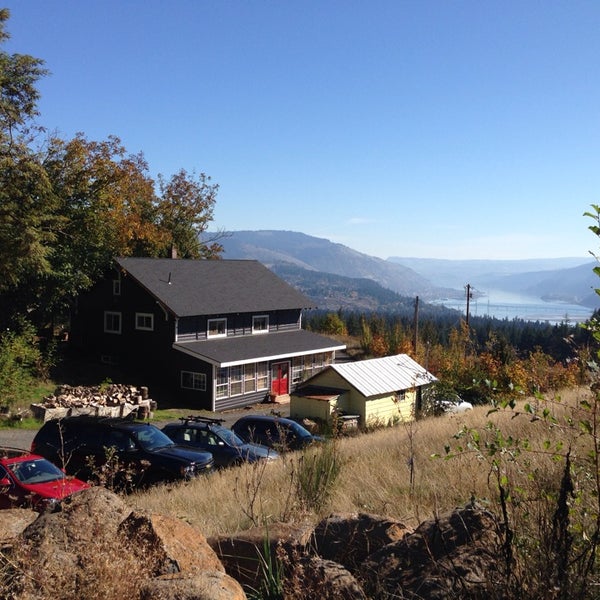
[0,319,52,408]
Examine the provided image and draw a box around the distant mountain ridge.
[218,230,449,299]
[214,230,600,310]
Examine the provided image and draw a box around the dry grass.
[131,386,597,536]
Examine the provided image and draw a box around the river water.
[432,289,596,325]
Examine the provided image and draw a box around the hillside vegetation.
[131,386,600,598]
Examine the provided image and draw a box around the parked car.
[422,383,473,416]
[162,416,279,468]
[441,397,473,414]
[231,414,324,452]
[31,416,214,488]
[0,447,89,512]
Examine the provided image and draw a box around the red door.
[271,362,289,396]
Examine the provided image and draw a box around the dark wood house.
[70,257,346,411]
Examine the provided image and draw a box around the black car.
[162,416,279,468]
[31,416,214,487]
[231,414,324,452]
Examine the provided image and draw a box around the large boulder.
[209,522,313,590]
[360,502,504,599]
[312,512,412,574]
[139,572,246,600]
[7,486,232,599]
[120,510,224,576]
[283,556,367,599]
[0,508,38,546]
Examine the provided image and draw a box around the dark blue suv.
[231,414,324,452]
[162,416,279,468]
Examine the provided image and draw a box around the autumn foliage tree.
[0,10,222,331]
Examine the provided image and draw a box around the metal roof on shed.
[325,354,436,397]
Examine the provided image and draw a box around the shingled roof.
[115,257,314,317]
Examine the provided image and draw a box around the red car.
[0,447,89,512]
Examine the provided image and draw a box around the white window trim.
[135,312,154,331]
[252,315,269,334]
[104,311,122,334]
[207,317,227,338]
[112,277,121,296]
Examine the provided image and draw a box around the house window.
[230,366,243,396]
[256,361,268,391]
[112,276,121,296]
[252,315,269,334]
[135,313,154,331]
[291,356,305,384]
[216,368,228,399]
[181,371,206,391]
[244,364,256,393]
[104,311,121,334]
[207,318,227,338]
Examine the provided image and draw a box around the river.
[432,289,596,325]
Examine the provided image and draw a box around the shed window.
[207,318,227,338]
[135,313,154,331]
[104,311,121,334]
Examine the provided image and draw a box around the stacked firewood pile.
[31,384,156,422]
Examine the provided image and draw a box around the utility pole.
[465,284,472,327]
[413,296,419,354]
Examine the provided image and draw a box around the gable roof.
[306,354,436,397]
[115,257,314,317]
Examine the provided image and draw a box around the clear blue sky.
[5,1,600,260]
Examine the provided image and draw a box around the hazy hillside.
[389,256,599,308]
[218,230,450,299]
[213,230,600,310]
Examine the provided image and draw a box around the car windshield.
[132,426,175,451]
[214,427,245,447]
[10,459,65,484]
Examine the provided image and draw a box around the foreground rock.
[0,508,37,546]
[209,521,313,590]
[360,501,504,599]
[2,487,246,600]
[0,487,503,599]
[313,511,413,574]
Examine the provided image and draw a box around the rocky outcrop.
[1,487,246,600]
[0,508,37,546]
[208,521,313,590]
[312,511,412,573]
[0,487,503,599]
[360,501,504,599]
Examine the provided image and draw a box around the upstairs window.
[135,313,154,331]
[207,318,227,338]
[252,315,269,334]
[104,311,122,334]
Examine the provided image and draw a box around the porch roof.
[173,330,346,368]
